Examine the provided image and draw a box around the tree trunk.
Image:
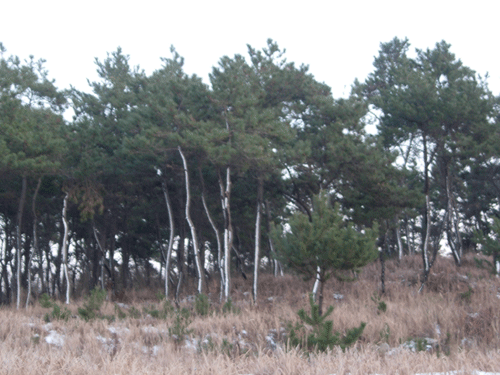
[445,173,462,266]
[161,179,175,299]
[16,175,27,309]
[62,193,70,304]
[93,225,106,290]
[176,218,186,301]
[252,177,263,304]
[312,266,320,301]
[396,219,403,261]
[219,167,233,302]
[419,134,432,293]
[318,275,325,316]
[178,146,203,295]
[26,176,42,308]
[265,200,283,277]
[199,167,224,301]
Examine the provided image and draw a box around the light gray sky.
[2,0,500,98]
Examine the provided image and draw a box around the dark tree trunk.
[16,175,27,309]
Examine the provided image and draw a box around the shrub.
[39,293,71,322]
[78,288,107,322]
[287,294,366,352]
[195,294,210,316]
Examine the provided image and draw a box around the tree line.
[0,38,499,308]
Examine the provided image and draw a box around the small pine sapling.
[288,294,366,352]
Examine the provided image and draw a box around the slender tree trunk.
[265,200,283,277]
[444,173,462,266]
[318,276,325,316]
[312,266,321,301]
[176,223,185,302]
[93,224,106,290]
[396,219,403,261]
[219,167,233,302]
[199,168,224,301]
[253,177,263,304]
[16,175,27,309]
[26,177,42,308]
[62,193,70,304]
[178,146,203,294]
[420,134,433,293]
[161,179,175,298]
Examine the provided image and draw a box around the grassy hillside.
[1,254,499,374]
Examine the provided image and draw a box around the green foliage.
[287,294,366,352]
[474,217,500,276]
[195,293,210,316]
[114,304,127,320]
[77,288,107,322]
[128,306,142,319]
[459,286,474,304]
[39,293,71,321]
[168,308,193,343]
[272,193,378,284]
[221,298,240,315]
[371,292,387,314]
[39,293,53,309]
[155,291,166,302]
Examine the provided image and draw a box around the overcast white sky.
[2,0,500,99]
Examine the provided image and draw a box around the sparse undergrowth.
[2,254,500,374]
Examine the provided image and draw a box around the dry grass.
[1,254,500,374]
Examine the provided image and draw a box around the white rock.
[45,330,64,347]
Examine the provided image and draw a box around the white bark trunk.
[219,167,233,301]
[201,186,224,301]
[178,146,203,294]
[423,194,431,273]
[396,223,403,260]
[161,180,175,298]
[253,202,261,304]
[62,193,70,305]
[312,266,321,301]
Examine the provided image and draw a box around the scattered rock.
[45,330,64,347]
[333,293,344,300]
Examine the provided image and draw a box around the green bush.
[221,298,239,315]
[169,308,192,343]
[287,294,366,352]
[78,288,107,322]
[371,292,387,314]
[39,293,53,308]
[195,294,210,316]
[39,293,71,321]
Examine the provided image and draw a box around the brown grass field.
[1,254,500,375]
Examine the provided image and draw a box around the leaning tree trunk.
[26,177,42,309]
[161,179,175,299]
[16,175,27,309]
[199,167,224,301]
[178,146,203,295]
[252,177,263,305]
[62,193,70,304]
